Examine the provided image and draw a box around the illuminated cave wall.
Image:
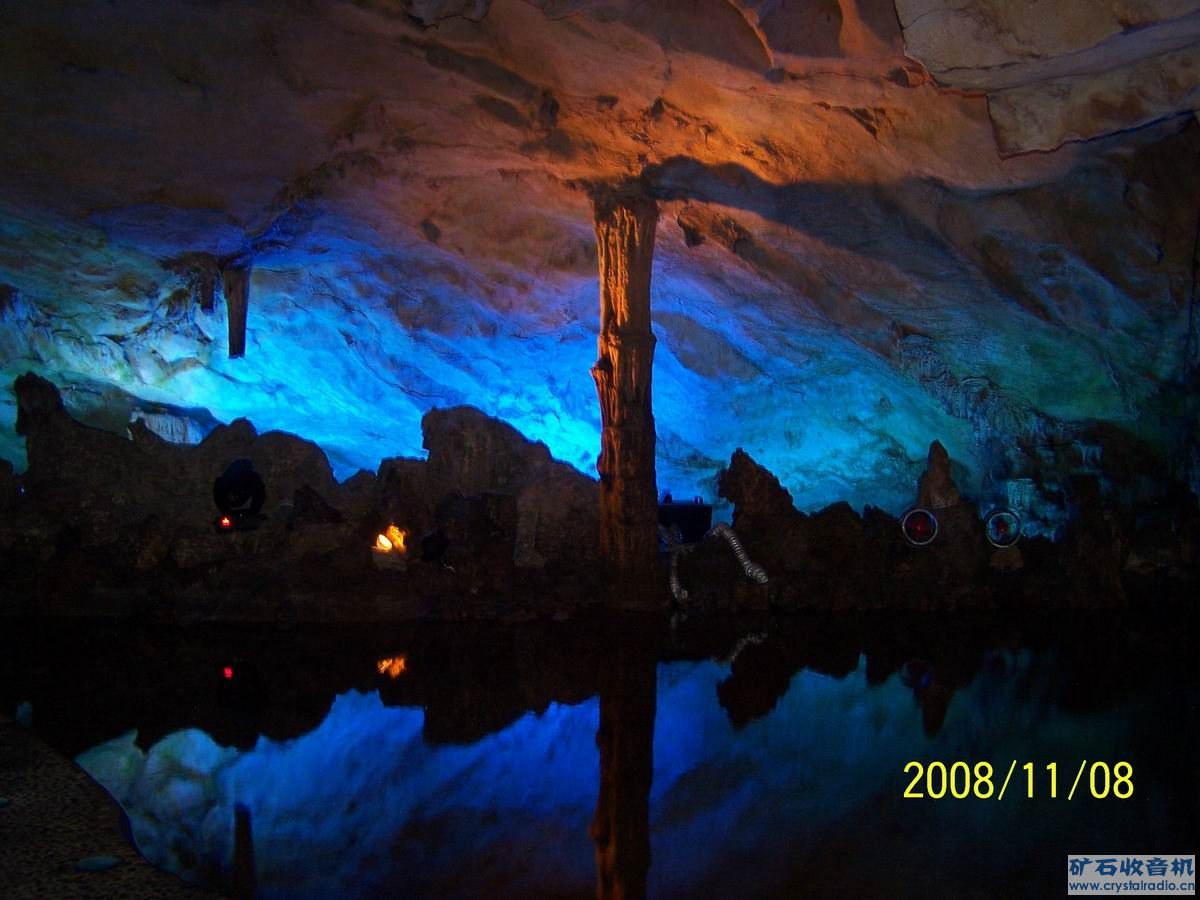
[0,201,983,516]
[1,0,1198,527]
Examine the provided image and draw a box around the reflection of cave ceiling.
[1,0,1198,520]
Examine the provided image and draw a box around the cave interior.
[2,3,1200,897]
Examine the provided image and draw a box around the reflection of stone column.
[231,802,256,899]
[591,184,659,595]
[590,640,656,900]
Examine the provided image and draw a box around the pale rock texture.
[987,46,1200,155]
[896,0,1200,152]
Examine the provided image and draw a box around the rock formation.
[895,0,1200,154]
[422,405,601,569]
[0,0,1196,527]
[717,447,808,576]
[701,441,1171,610]
[591,184,660,599]
[4,371,1194,618]
[916,440,960,510]
[1,372,605,620]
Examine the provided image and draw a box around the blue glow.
[74,648,1168,897]
[81,693,601,898]
[0,205,992,514]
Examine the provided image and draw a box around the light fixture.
[372,524,408,571]
[901,508,939,546]
[376,655,407,678]
[984,508,1022,548]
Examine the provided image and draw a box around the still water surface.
[3,612,1195,898]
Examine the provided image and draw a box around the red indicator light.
[984,508,1022,548]
[901,508,939,546]
[223,666,234,680]
[219,516,232,529]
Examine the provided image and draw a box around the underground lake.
[2,611,1195,898]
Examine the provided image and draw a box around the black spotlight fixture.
[657,491,713,545]
[213,458,266,533]
[901,508,939,546]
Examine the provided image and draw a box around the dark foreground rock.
[2,373,606,622]
[1,373,1194,621]
[694,443,1193,612]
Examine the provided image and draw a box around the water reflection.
[2,613,1195,898]
[592,631,656,900]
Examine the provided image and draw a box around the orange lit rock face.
[0,0,1149,260]
[895,0,1200,153]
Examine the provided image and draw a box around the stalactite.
[221,265,251,358]
[197,263,216,314]
[591,183,659,597]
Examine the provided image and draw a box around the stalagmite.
[221,264,251,359]
[591,183,659,596]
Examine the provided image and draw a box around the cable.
[708,522,769,583]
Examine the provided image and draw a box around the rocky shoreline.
[0,713,212,899]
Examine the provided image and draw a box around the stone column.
[591,184,659,591]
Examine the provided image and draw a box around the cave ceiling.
[1,0,1198,519]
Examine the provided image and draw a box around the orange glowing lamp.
[373,524,407,554]
[376,655,407,678]
[219,516,233,529]
[386,525,406,553]
[371,524,408,572]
